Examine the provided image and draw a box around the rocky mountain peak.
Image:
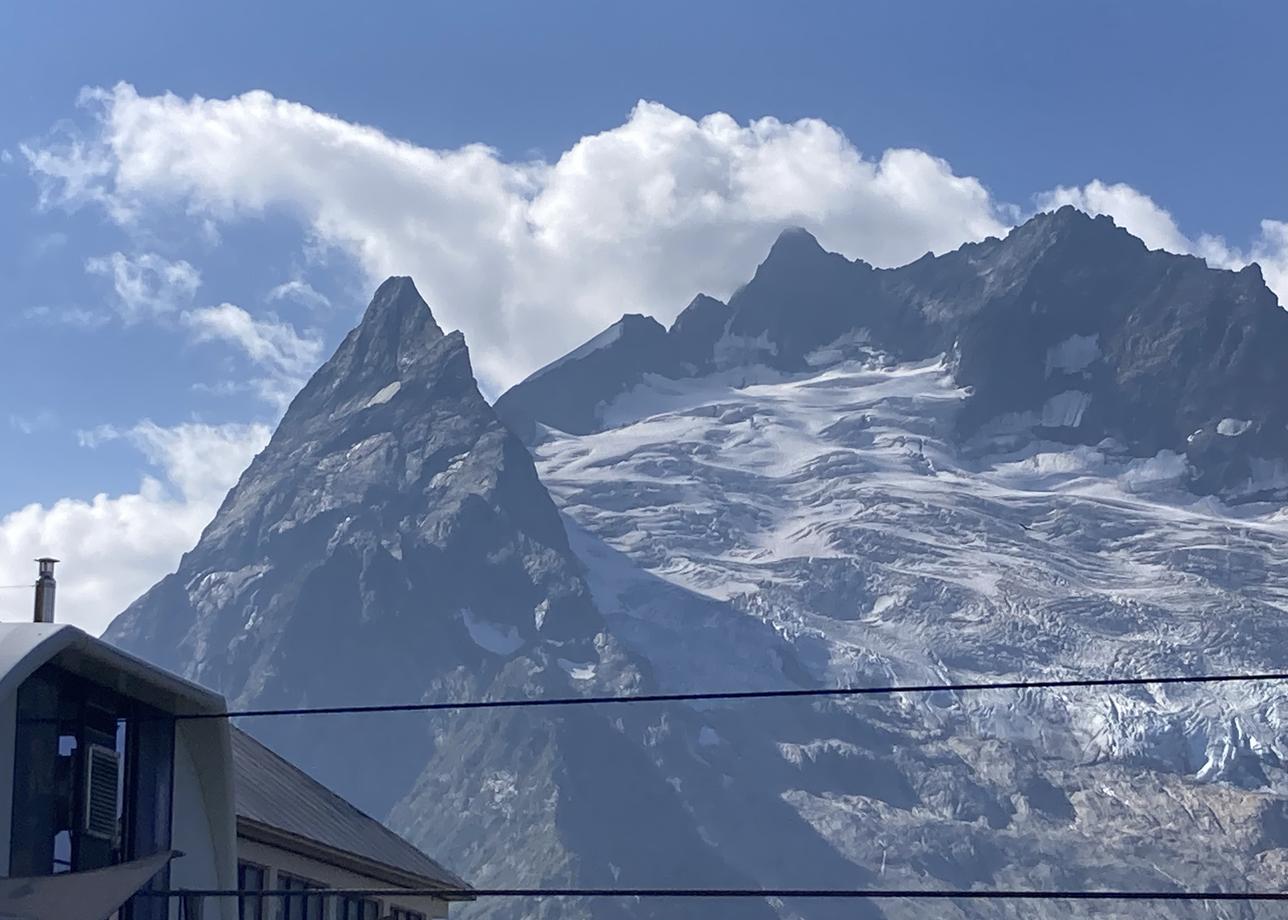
[108,273,611,704]
[764,224,826,258]
[748,226,855,288]
[345,274,445,373]
[106,277,785,918]
[270,276,454,439]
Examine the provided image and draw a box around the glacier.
[527,344,1288,918]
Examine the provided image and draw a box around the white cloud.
[268,279,331,310]
[25,87,1288,394]
[85,250,201,321]
[0,421,270,636]
[1038,180,1193,253]
[20,128,126,220]
[183,303,321,375]
[8,411,57,435]
[183,303,323,408]
[26,84,1015,390]
[21,305,110,329]
[76,246,321,405]
[1037,180,1288,303]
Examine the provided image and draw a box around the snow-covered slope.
[531,348,1288,917]
[493,209,1288,917]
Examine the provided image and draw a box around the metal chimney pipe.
[33,557,58,624]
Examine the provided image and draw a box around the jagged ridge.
[496,207,1288,499]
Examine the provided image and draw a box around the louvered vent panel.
[84,744,120,840]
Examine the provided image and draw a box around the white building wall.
[170,720,238,920]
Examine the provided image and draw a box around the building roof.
[0,622,226,716]
[229,728,469,896]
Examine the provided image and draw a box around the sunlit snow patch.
[365,381,401,408]
[1044,334,1100,377]
[1119,450,1190,492]
[557,658,597,680]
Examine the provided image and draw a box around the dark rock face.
[105,279,786,920]
[493,314,674,441]
[496,208,1288,498]
[667,293,730,373]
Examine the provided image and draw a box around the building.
[4,561,470,920]
[0,620,239,920]
[231,729,470,920]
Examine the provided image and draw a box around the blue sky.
[2,0,1286,631]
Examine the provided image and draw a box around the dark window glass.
[390,910,426,920]
[337,897,380,920]
[237,862,265,920]
[279,873,326,920]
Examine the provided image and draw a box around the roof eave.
[235,816,474,899]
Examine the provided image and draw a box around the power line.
[173,670,1288,721]
[147,886,1288,902]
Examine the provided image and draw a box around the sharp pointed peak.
[768,225,825,255]
[364,274,437,320]
[670,293,728,333]
[354,275,445,348]
[373,274,421,297]
[748,226,849,283]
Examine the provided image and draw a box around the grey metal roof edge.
[236,816,473,899]
[230,728,470,892]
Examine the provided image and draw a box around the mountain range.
[108,207,1288,919]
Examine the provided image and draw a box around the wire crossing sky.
[149,886,1288,902]
[160,670,1288,721]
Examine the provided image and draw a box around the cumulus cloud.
[268,279,331,310]
[183,303,324,408]
[25,86,1288,392]
[0,421,270,635]
[25,83,1016,390]
[1037,180,1288,303]
[75,248,321,405]
[85,250,201,321]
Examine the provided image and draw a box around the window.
[336,896,380,920]
[389,909,426,920]
[279,872,326,920]
[237,862,266,920]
